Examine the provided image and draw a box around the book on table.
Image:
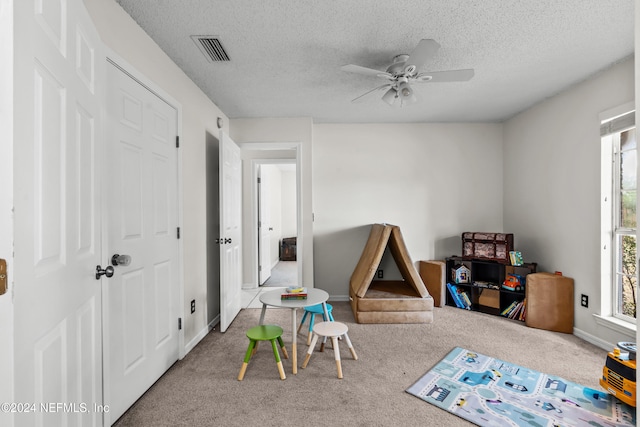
[281,286,307,300]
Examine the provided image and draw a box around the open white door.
[258,165,272,284]
[219,131,242,332]
[103,61,180,423]
[13,0,105,425]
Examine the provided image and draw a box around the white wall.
[83,0,229,346]
[503,58,634,347]
[313,123,504,298]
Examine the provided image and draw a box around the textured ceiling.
[115,0,634,123]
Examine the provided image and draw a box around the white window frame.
[598,101,637,334]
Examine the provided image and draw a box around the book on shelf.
[502,299,526,320]
[500,300,518,316]
[446,283,471,310]
[509,251,524,266]
[446,283,463,308]
[517,299,527,321]
[460,291,472,308]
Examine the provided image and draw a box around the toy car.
[600,342,636,407]
[502,274,525,292]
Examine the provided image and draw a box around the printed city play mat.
[406,347,635,426]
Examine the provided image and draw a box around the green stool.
[238,325,289,381]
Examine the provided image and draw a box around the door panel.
[219,131,242,332]
[13,0,104,426]
[104,61,179,422]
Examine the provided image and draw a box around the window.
[601,108,637,324]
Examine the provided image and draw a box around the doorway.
[257,163,298,288]
[240,143,304,309]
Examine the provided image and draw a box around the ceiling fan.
[341,39,474,107]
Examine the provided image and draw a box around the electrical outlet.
[581,294,588,308]
[191,299,196,314]
[377,269,383,279]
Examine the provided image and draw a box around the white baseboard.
[572,327,614,351]
[328,294,350,302]
[184,315,219,355]
[208,315,219,331]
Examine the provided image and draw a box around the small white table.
[259,288,330,374]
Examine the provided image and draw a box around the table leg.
[291,308,297,374]
[259,303,267,325]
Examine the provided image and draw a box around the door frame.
[242,142,303,288]
[101,50,184,425]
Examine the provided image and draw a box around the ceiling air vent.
[191,36,230,62]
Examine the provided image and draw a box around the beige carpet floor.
[113,302,608,427]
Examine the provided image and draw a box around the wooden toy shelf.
[445,256,536,320]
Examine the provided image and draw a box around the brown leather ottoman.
[525,272,574,333]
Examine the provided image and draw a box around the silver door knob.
[111,254,132,266]
[96,265,114,280]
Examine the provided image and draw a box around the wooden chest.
[461,232,513,264]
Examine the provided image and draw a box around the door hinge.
[177,227,181,239]
[178,318,182,330]
[257,177,261,184]
[176,136,180,148]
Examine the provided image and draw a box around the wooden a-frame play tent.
[349,223,434,324]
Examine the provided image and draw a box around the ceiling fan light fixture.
[396,82,417,106]
[397,82,413,98]
[382,88,398,106]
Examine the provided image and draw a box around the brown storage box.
[462,232,514,264]
[478,288,500,309]
[525,272,574,333]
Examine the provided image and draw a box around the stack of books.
[281,286,307,300]
[446,283,471,310]
[501,298,526,321]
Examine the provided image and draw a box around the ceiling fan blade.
[351,83,393,103]
[341,64,393,80]
[403,39,440,75]
[415,69,475,82]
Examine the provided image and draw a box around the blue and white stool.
[297,303,334,346]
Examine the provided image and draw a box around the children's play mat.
[406,346,635,426]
